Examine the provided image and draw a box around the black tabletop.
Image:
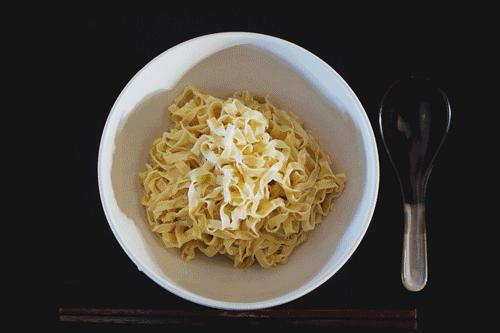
[61,13,488,332]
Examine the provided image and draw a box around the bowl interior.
[99,34,378,308]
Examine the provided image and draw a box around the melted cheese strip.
[139,87,345,268]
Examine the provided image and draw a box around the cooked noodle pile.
[139,87,345,268]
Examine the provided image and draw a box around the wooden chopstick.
[59,307,417,329]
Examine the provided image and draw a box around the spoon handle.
[401,203,428,291]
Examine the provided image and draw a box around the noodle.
[139,87,345,268]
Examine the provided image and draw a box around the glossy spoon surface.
[379,78,451,291]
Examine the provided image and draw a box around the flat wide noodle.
[139,87,345,268]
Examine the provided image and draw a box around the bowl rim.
[98,32,379,310]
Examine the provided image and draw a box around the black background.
[56,11,491,332]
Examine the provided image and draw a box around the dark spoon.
[379,78,451,291]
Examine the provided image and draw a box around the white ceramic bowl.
[98,32,379,310]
